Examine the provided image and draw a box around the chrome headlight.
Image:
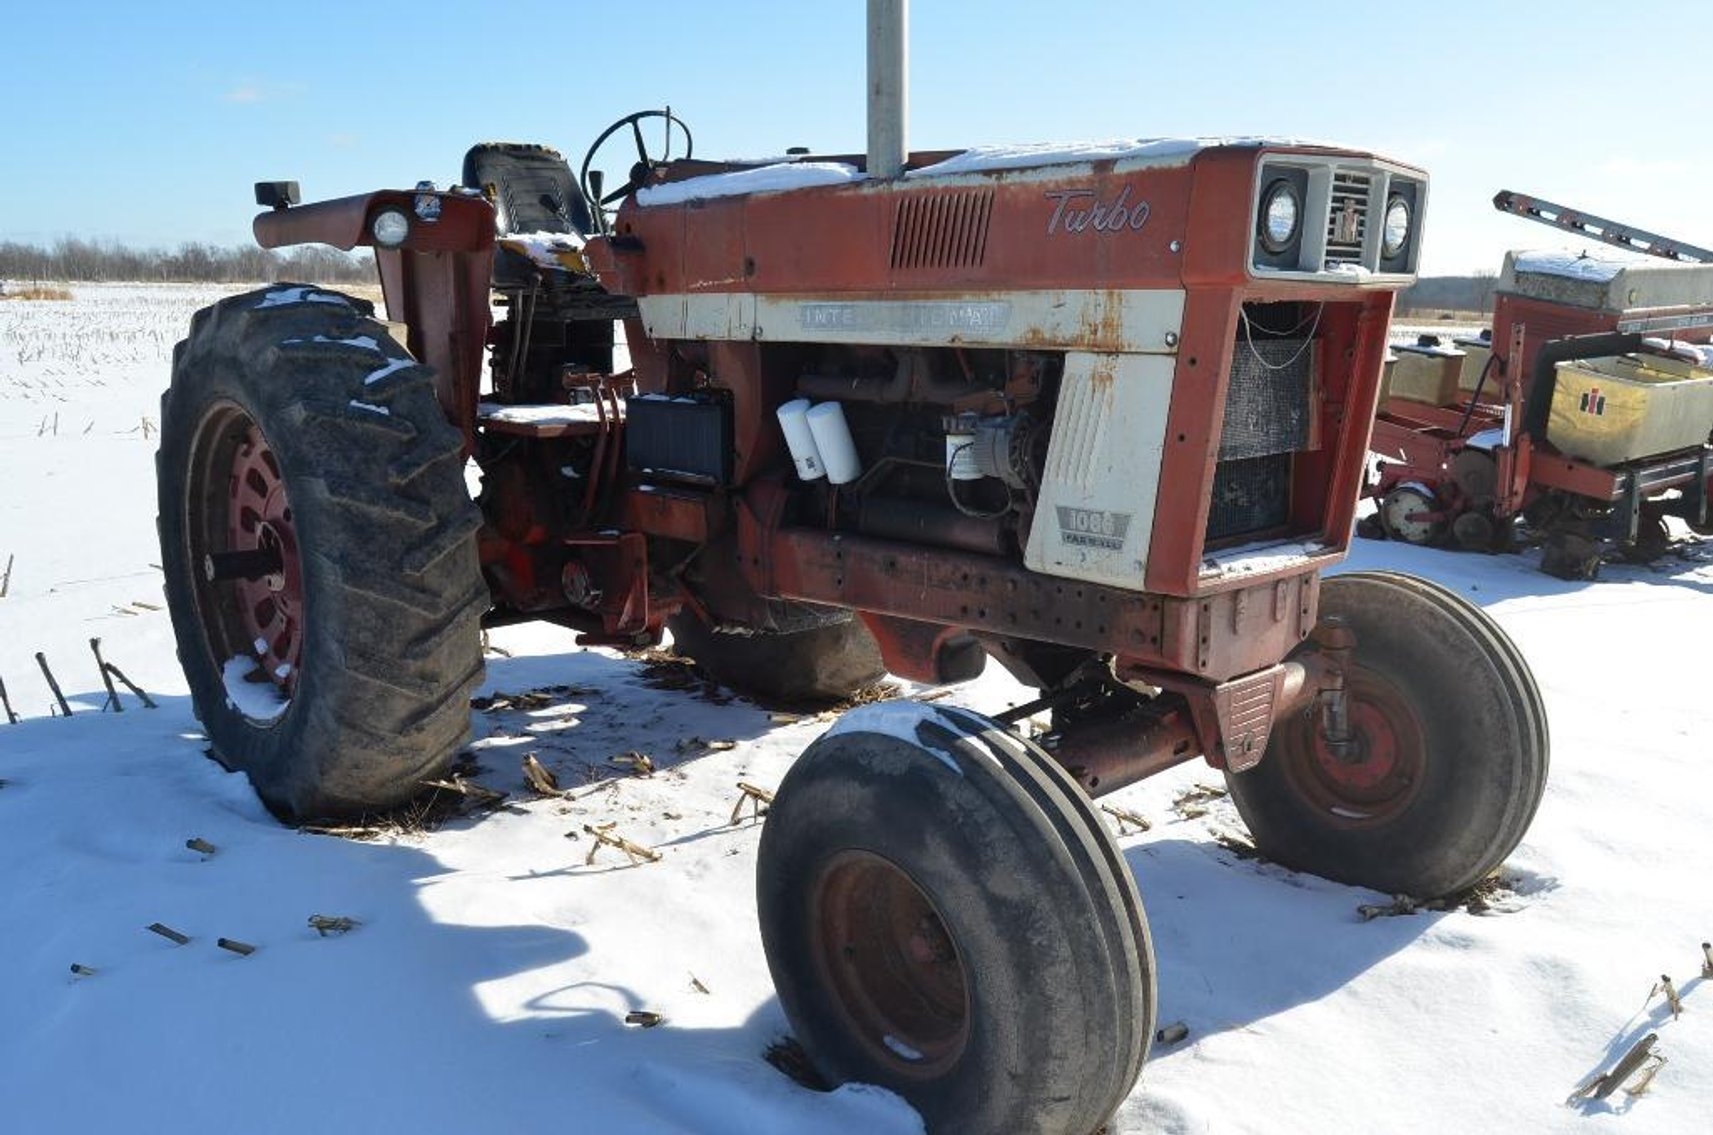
[1382,194,1411,259]
[371,208,410,248]
[1258,179,1301,254]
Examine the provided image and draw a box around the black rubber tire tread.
[1223,570,1548,898]
[941,708,1155,1117]
[158,284,485,820]
[1338,570,1550,828]
[757,705,1151,1135]
[666,608,885,705]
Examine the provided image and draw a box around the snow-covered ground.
[2,285,1710,1133]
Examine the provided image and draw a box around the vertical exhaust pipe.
[867,0,908,179]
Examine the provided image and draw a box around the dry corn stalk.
[730,781,776,825]
[608,751,655,776]
[521,754,563,796]
[583,823,661,866]
[423,776,508,808]
[308,915,359,937]
[217,937,256,957]
[1651,975,1683,1020]
[185,837,217,856]
[1101,804,1151,835]
[146,922,190,945]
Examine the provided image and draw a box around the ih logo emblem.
[1056,506,1131,551]
[1333,202,1361,245]
[1578,386,1607,416]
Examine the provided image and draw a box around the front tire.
[158,285,486,820]
[1224,571,1548,898]
[758,703,1155,1134]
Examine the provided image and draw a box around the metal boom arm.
[1493,189,1713,264]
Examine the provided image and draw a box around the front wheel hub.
[811,850,971,1078]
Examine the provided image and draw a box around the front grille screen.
[1219,337,1313,460]
[1205,325,1315,542]
[1206,453,1292,541]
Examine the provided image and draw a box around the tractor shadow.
[0,691,916,1135]
[464,643,849,801]
[1124,835,1451,1044]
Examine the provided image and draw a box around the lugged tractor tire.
[157,284,486,821]
[1224,570,1549,899]
[758,703,1156,1135]
[666,607,885,705]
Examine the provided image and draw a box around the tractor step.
[476,398,624,439]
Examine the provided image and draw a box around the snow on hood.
[635,162,863,206]
[906,136,1336,178]
[630,137,1340,206]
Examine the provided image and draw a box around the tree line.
[0,239,374,284]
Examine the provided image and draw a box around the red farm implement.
[1367,190,1713,577]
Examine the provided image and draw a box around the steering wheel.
[579,109,694,228]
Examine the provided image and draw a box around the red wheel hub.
[811,851,971,1077]
[226,423,304,694]
[1282,669,1426,825]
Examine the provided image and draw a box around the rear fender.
[254,190,497,451]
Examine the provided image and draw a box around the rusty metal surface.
[763,527,1318,682]
[254,191,495,254]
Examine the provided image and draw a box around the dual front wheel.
[760,572,1547,1131]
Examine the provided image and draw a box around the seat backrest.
[461,143,595,237]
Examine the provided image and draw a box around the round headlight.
[1382,194,1411,259]
[1258,180,1301,254]
[371,209,410,247]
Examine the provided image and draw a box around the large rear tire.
[758,703,1155,1134]
[666,607,885,705]
[1224,570,1548,898]
[158,285,486,820]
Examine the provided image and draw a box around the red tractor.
[155,91,1547,1134]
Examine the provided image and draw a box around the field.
[2,285,1711,1133]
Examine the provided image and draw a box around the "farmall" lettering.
[1044,186,1150,236]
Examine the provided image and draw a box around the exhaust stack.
[866,0,908,179]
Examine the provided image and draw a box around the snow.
[364,356,415,385]
[1199,539,1333,580]
[496,231,588,271]
[635,163,863,206]
[5,285,1713,1134]
[253,285,352,309]
[477,400,608,426]
[221,655,288,721]
[906,136,1331,179]
[1513,249,1648,282]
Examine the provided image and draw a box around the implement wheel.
[158,285,486,820]
[1224,571,1548,898]
[758,703,1154,1134]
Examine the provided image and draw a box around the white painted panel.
[1024,352,1173,590]
[634,288,1183,352]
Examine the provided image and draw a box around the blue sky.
[3,0,1707,274]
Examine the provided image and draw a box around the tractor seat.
[462,142,596,288]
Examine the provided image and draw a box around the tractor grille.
[890,190,994,270]
[1206,453,1292,541]
[1324,171,1371,268]
[1205,329,1314,542]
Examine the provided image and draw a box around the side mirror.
[254,181,301,210]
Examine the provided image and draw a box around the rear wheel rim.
[1275,667,1427,826]
[810,850,971,1078]
[187,402,304,713]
